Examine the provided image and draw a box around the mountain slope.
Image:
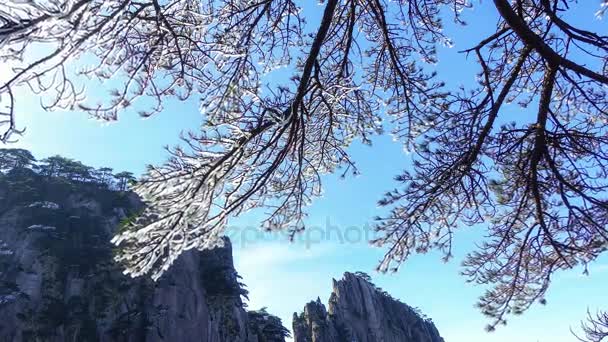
[0,165,287,342]
[0,150,444,342]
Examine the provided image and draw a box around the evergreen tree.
[247,308,291,342]
[114,171,135,191]
[0,148,35,172]
[97,167,114,186]
[38,156,71,178]
[64,160,94,182]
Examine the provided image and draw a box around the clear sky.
[5,1,608,341]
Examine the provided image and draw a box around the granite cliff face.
[0,151,444,342]
[292,272,444,342]
[0,166,288,342]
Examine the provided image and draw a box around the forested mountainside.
[0,148,289,342]
[292,272,444,342]
[0,148,442,342]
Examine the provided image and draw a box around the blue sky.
[5,1,608,341]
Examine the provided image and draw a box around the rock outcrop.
[0,166,287,342]
[292,272,444,342]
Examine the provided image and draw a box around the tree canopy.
[0,149,134,191]
[247,307,291,341]
[1,0,607,331]
[0,148,35,171]
[38,155,93,180]
[114,171,136,191]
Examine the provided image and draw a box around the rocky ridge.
[292,272,444,342]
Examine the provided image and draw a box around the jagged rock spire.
[292,272,444,342]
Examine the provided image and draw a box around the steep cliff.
[292,272,444,342]
[0,166,287,342]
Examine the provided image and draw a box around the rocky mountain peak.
[293,272,444,342]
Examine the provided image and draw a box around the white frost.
[28,201,60,210]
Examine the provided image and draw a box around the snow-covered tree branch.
[2,0,608,330]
